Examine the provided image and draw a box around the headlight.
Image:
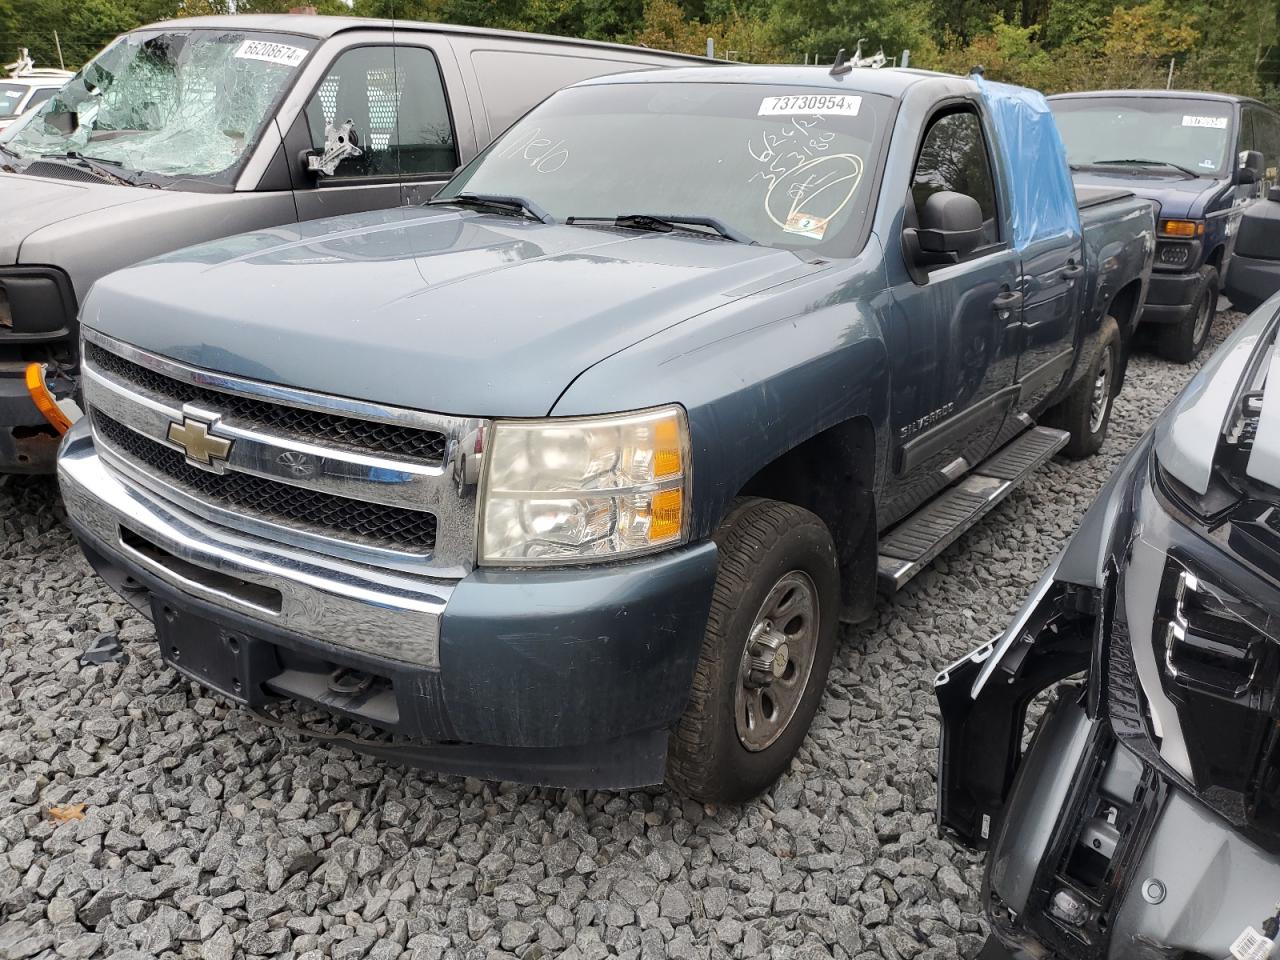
[479,404,690,565]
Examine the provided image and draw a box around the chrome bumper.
[58,422,453,667]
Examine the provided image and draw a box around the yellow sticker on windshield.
[783,213,830,239]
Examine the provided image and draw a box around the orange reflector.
[649,488,683,542]
[1161,219,1203,238]
[24,363,72,435]
[653,415,683,478]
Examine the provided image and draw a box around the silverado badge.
[167,415,232,471]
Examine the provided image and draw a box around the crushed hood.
[82,207,816,418]
[0,172,150,263]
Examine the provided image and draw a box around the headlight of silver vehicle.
[479,405,691,565]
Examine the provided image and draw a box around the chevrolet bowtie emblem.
[168,415,232,468]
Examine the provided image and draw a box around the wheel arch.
[1107,278,1144,393]
[734,415,880,621]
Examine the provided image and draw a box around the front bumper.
[1225,254,1280,314]
[58,420,719,788]
[982,694,1280,960]
[0,363,59,473]
[1140,270,1204,325]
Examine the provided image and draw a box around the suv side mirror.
[1269,185,1280,203]
[1238,149,1265,185]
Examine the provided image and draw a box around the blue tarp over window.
[976,76,1081,251]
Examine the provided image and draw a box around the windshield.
[1051,96,1235,177]
[6,29,316,183]
[440,81,891,254]
[0,84,27,118]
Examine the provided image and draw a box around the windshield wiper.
[566,213,753,244]
[428,192,553,224]
[1091,158,1201,179]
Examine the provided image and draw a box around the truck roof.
[574,64,970,98]
[1049,89,1265,107]
[142,14,711,63]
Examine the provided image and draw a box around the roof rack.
[4,48,72,79]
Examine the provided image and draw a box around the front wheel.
[1157,265,1218,364]
[1046,317,1120,460]
[666,498,840,803]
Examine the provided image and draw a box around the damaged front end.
[938,296,1280,959]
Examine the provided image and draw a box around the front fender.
[551,254,893,540]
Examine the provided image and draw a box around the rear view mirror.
[1238,149,1265,185]
[43,110,78,136]
[916,191,985,257]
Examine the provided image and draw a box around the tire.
[1157,265,1219,364]
[1046,317,1121,460]
[666,498,841,803]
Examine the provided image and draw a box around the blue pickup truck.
[1051,90,1280,362]
[57,65,1155,801]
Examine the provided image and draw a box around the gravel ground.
[0,309,1245,960]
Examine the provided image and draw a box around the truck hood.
[82,207,816,418]
[0,172,152,263]
[1070,170,1230,220]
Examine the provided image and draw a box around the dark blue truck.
[56,66,1155,801]
[1051,90,1280,362]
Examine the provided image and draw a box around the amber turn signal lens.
[24,363,73,435]
[1161,219,1203,238]
[648,488,684,542]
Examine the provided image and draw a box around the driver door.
[883,107,1023,524]
[287,41,462,221]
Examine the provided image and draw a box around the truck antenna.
[830,49,852,76]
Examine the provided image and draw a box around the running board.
[877,426,1069,592]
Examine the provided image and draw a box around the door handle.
[993,290,1024,310]
[1062,261,1085,279]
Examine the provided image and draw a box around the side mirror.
[1238,149,1265,185]
[915,191,985,257]
[305,119,362,177]
[1269,185,1280,203]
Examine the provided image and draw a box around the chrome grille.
[80,328,487,577]
[94,412,438,552]
[84,342,447,462]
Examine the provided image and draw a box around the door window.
[910,109,1001,249]
[305,45,456,179]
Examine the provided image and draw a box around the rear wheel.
[1045,317,1120,460]
[1157,265,1218,364]
[666,498,840,802]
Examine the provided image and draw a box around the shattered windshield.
[6,30,316,184]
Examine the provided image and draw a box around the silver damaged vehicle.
[937,292,1280,958]
[0,15,703,473]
